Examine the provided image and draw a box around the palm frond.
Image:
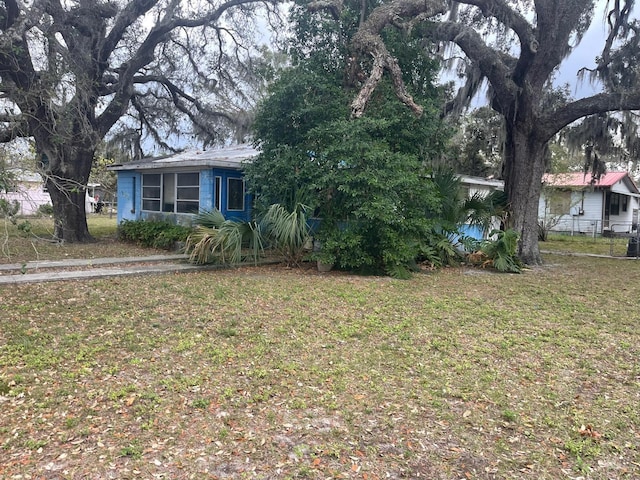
[261,203,311,266]
[193,210,225,229]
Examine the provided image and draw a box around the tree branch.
[349,0,447,117]
[430,20,518,113]
[541,91,640,141]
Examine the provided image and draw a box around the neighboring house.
[459,174,504,199]
[539,171,640,235]
[458,174,504,240]
[0,170,51,215]
[108,144,258,225]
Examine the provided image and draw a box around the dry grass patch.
[1,255,639,479]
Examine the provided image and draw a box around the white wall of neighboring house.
[1,172,97,215]
[539,190,605,235]
[539,178,640,235]
[1,177,51,215]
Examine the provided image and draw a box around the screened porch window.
[176,173,200,213]
[142,172,200,213]
[142,174,161,211]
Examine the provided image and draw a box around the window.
[142,172,200,213]
[227,177,244,211]
[622,195,628,213]
[214,176,221,211]
[142,174,161,211]
[176,173,199,213]
[548,191,571,215]
[610,193,620,216]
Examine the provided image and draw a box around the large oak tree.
[311,0,640,264]
[0,0,280,242]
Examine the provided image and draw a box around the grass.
[542,232,637,257]
[1,215,169,263]
[1,247,639,478]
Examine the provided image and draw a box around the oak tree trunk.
[502,123,547,265]
[42,147,95,243]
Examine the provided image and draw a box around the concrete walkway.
[0,254,215,285]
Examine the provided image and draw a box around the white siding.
[539,190,604,234]
[0,182,51,215]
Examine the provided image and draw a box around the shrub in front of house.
[118,220,193,250]
[37,203,54,216]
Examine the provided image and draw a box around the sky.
[457,1,638,108]
[555,2,612,98]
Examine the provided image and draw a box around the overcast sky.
[555,0,638,99]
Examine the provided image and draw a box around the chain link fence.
[544,220,640,258]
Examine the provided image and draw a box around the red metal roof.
[542,171,638,191]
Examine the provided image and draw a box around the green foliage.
[245,3,468,277]
[440,107,504,177]
[118,220,193,250]
[0,158,16,193]
[186,218,263,266]
[186,204,311,267]
[479,229,523,273]
[17,220,32,235]
[0,199,19,220]
[37,203,54,216]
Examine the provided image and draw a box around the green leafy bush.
[37,203,54,216]
[118,220,193,250]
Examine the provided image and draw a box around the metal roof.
[542,171,640,193]
[107,144,259,171]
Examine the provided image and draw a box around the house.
[539,171,640,235]
[108,144,258,225]
[459,174,504,199]
[458,174,504,240]
[0,169,51,216]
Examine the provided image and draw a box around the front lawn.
[1,255,638,478]
[1,215,169,264]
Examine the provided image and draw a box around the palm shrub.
[186,203,311,266]
[429,168,506,242]
[477,229,522,273]
[186,218,262,265]
[192,210,226,229]
[187,209,263,265]
[260,203,310,266]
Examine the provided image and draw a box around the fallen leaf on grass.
[579,424,602,439]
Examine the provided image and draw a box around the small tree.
[247,2,452,276]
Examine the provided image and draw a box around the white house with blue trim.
[108,144,258,225]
